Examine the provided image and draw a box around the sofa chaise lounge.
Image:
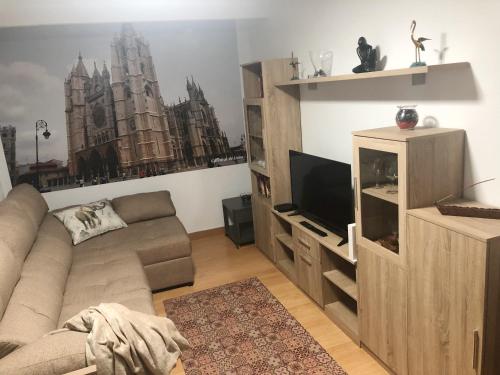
[0,184,194,374]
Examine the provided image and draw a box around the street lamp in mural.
[35,120,51,191]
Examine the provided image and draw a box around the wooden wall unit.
[352,127,465,374]
[241,60,491,374]
[241,59,301,262]
[407,206,500,375]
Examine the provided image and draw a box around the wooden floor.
[153,230,387,375]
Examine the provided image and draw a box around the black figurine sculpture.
[352,37,377,73]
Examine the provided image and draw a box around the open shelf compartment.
[273,212,297,283]
[251,170,271,205]
[241,62,263,98]
[321,242,359,343]
[323,269,357,301]
[324,301,358,340]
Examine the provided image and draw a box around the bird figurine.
[410,20,431,67]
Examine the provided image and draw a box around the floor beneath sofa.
[153,229,388,375]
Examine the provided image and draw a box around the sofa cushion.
[111,190,176,224]
[0,235,72,358]
[0,202,38,264]
[53,200,127,245]
[6,184,48,229]
[0,330,87,375]
[59,247,154,326]
[0,243,22,320]
[37,214,72,245]
[75,216,191,266]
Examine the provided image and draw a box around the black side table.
[222,197,254,248]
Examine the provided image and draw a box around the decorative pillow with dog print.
[53,200,127,245]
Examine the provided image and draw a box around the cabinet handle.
[299,254,312,265]
[354,177,358,211]
[298,238,310,248]
[472,329,479,370]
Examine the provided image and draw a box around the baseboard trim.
[189,227,225,240]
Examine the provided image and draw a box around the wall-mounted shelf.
[275,62,470,87]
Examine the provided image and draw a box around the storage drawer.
[293,226,320,260]
[296,247,323,306]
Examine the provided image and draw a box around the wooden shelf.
[323,270,357,301]
[249,133,263,139]
[249,163,268,177]
[272,209,356,265]
[324,302,358,341]
[276,233,294,250]
[276,62,469,87]
[362,186,398,205]
[277,258,296,283]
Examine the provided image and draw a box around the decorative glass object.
[396,105,419,129]
[309,50,333,77]
[385,159,398,194]
[370,157,385,189]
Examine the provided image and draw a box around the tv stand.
[299,220,327,237]
[272,208,359,343]
[288,210,303,217]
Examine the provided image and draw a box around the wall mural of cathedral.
[0,22,246,191]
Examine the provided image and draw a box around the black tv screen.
[290,150,353,238]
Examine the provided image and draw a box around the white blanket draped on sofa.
[62,303,189,375]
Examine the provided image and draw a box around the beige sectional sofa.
[0,184,194,374]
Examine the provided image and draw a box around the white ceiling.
[0,0,269,28]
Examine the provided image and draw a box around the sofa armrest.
[0,330,87,375]
[64,365,97,375]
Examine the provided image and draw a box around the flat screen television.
[289,150,353,241]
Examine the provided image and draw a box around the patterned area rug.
[164,277,347,375]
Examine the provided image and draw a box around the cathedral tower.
[65,53,90,176]
[110,24,174,174]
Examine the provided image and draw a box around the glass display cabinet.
[244,100,267,175]
[353,138,406,263]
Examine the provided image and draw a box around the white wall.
[0,140,12,199]
[236,0,500,206]
[43,164,251,233]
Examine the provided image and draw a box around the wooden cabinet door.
[296,249,323,306]
[407,215,486,375]
[294,227,323,305]
[358,245,408,375]
[252,198,273,261]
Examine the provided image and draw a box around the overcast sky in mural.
[0,21,244,165]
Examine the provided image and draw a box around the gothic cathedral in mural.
[65,24,233,182]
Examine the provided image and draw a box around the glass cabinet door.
[244,100,267,174]
[353,137,406,263]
